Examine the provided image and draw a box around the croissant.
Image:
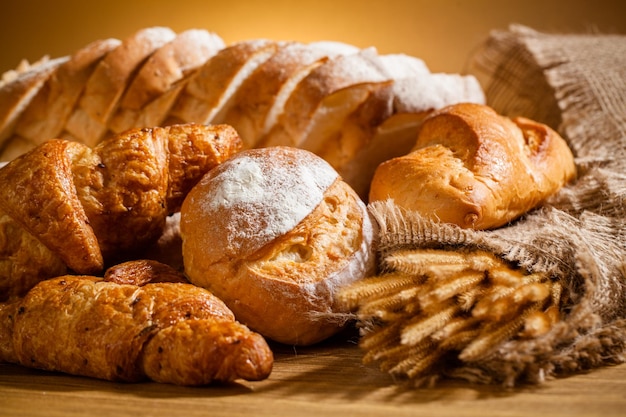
[0,123,242,301]
[0,260,273,385]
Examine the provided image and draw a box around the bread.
[0,56,68,145]
[0,262,273,385]
[14,38,121,146]
[109,29,224,134]
[180,146,376,345]
[215,41,345,148]
[103,258,189,286]
[167,40,281,127]
[0,123,242,301]
[339,72,486,197]
[65,27,177,146]
[257,48,392,149]
[369,103,577,229]
[0,27,486,198]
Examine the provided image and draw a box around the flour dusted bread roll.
[369,103,577,229]
[181,146,376,345]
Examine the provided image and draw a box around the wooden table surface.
[1,330,625,417]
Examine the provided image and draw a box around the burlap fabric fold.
[354,25,626,386]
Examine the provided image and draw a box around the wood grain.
[1,331,625,417]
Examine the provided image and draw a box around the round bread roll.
[180,146,376,345]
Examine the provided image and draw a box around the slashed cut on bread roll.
[369,103,577,229]
[180,146,376,345]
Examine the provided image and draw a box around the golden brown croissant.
[0,260,273,385]
[0,123,242,301]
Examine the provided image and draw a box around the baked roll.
[180,146,376,345]
[369,103,576,229]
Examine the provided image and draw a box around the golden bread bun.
[180,146,376,345]
[369,103,576,229]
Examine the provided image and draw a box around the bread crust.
[0,213,67,301]
[0,139,103,275]
[369,103,577,229]
[181,147,376,345]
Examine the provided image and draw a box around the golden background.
[1,0,625,74]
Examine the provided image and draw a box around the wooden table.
[1,331,625,417]
[1,15,623,417]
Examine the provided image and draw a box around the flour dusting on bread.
[189,147,338,260]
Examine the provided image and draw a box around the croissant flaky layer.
[0,123,242,301]
[0,262,273,385]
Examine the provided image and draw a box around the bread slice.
[336,111,428,199]
[109,29,224,134]
[307,40,360,55]
[0,57,68,147]
[258,49,392,149]
[215,42,352,148]
[393,72,486,115]
[120,84,184,132]
[165,40,279,127]
[65,27,176,146]
[14,39,121,146]
[258,42,359,145]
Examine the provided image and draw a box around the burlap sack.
[353,24,626,386]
